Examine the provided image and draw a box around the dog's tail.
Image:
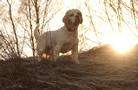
[34,24,40,40]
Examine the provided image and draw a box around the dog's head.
[63,9,83,31]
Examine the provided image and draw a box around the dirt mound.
[0,45,138,89]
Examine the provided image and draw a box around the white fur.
[34,9,83,64]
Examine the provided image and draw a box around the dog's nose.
[75,15,79,18]
[75,15,79,20]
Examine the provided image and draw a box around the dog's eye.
[77,12,81,15]
[70,14,74,17]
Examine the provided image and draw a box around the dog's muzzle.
[74,15,80,25]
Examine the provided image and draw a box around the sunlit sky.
[50,0,138,53]
[0,0,138,58]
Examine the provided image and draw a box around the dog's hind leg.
[37,49,44,61]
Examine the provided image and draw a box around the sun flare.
[110,35,135,53]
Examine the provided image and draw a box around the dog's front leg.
[52,45,61,61]
[71,44,79,64]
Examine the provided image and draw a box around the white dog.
[34,9,83,63]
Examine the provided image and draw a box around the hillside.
[0,45,138,89]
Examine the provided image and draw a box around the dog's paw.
[38,57,42,61]
[74,60,80,64]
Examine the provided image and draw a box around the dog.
[34,9,83,63]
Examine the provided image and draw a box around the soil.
[0,45,138,90]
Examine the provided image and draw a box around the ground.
[0,45,138,89]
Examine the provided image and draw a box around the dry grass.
[0,45,138,89]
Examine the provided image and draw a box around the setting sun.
[110,35,136,53]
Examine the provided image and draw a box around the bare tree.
[106,0,137,36]
[17,0,60,57]
[117,0,122,35]
[104,0,115,33]
[130,0,137,31]
[6,0,20,57]
[0,30,17,59]
[0,0,61,59]
[85,0,102,46]
[28,0,35,56]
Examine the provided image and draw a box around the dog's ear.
[63,11,72,28]
[79,12,83,24]
[63,13,68,25]
[63,10,72,25]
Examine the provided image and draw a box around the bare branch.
[6,0,20,57]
